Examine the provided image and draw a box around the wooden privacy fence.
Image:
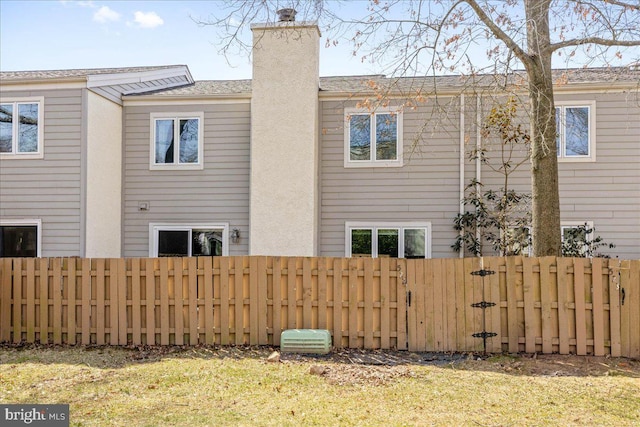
[0,256,638,358]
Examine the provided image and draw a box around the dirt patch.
[2,342,638,382]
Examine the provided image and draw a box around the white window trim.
[149,112,204,170]
[149,223,229,257]
[561,221,594,240]
[345,221,431,258]
[509,221,595,256]
[344,107,403,168]
[555,101,596,163]
[0,97,45,159]
[0,219,42,257]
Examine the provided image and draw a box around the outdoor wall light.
[231,228,240,243]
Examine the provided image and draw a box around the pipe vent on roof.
[277,8,296,22]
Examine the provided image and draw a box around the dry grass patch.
[1,345,639,426]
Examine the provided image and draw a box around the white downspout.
[476,96,482,252]
[459,93,465,258]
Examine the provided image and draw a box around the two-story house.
[1,17,639,259]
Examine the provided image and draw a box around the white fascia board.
[123,95,251,106]
[0,81,86,91]
[86,66,194,88]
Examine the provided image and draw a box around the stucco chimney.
[249,14,320,256]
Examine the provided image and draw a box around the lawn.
[1,345,639,426]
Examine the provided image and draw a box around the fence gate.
[405,258,499,353]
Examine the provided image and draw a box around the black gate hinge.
[471,269,495,277]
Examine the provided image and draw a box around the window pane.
[179,119,199,163]
[0,104,12,153]
[1,226,38,257]
[155,120,174,164]
[349,115,371,161]
[565,107,589,156]
[351,229,372,256]
[376,114,397,160]
[378,229,399,258]
[192,229,223,256]
[404,228,426,258]
[158,230,189,256]
[17,103,38,153]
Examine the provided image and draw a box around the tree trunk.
[525,0,562,256]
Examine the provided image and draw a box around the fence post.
[0,259,13,342]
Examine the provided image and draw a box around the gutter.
[459,93,465,258]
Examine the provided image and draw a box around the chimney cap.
[277,8,296,22]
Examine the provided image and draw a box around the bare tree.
[199,0,640,256]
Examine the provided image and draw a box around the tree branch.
[550,37,640,51]
[462,0,530,66]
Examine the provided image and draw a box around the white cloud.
[93,6,120,23]
[131,11,164,29]
[59,0,95,6]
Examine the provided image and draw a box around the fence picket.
[144,258,156,345]
[257,256,268,345]
[539,257,554,354]
[174,258,184,345]
[364,257,374,349]
[131,258,142,345]
[0,259,12,342]
[186,257,196,345]
[574,259,587,355]
[67,258,77,345]
[13,259,23,343]
[219,257,230,345]
[591,258,605,356]
[26,258,36,343]
[234,257,244,345]
[332,258,343,348]
[271,257,282,345]
[348,258,359,349]
[81,258,91,345]
[556,257,571,354]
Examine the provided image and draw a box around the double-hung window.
[346,222,431,258]
[0,220,41,257]
[149,223,228,257]
[561,221,594,257]
[505,221,594,256]
[344,108,403,167]
[0,98,44,158]
[555,102,595,161]
[150,112,204,170]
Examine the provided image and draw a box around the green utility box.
[280,329,332,354]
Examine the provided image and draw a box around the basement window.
[0,220,41,257]
[345,222,431,258]
[149,223,228,257]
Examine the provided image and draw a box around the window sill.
[0,153,44,160]
[149,163,204,171]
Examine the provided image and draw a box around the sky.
[1,1,638,81]
[0,0,379,80]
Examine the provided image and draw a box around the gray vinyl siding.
[474,91,640,259]
[0,88,83,256]
[320,98,463,258]
[320,90,640,259]
[555,91,640,259]
[122,102,251,257]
